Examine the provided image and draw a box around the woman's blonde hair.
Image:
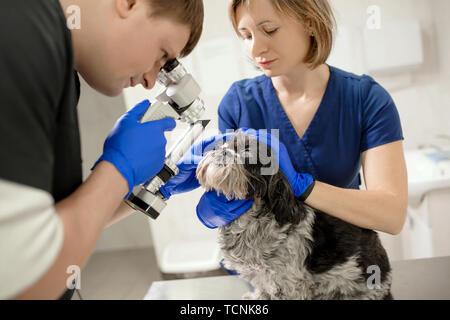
[229,0,336,69]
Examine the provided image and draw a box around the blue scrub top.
[218,65,404,190]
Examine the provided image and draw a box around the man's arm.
[105,201,136,229]
[14,161,128,299]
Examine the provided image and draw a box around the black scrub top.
[0,0,82,299]
[0,0,82,201]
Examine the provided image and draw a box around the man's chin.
[78,72,123,97]
[101,86,123,97]
[91,82,123,97]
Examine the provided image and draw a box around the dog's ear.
[266,171,306,226]
[245,173,268,199]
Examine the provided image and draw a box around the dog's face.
[196,131,303,226]
[196,131,272,200]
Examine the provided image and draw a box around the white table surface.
[144,255,450,300]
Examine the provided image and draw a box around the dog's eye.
[242,149,257,164]
[243,150,251,157]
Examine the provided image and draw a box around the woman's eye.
[265,28,279,36]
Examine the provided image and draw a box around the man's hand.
[94,100,176,197]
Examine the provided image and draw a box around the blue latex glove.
[240,128,315,199]
[94,100,176,197]
[196,191,254,229]
[194,128,315,229]
[159,131,236,199]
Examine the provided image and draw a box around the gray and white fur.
[196,131,393,300]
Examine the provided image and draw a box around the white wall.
[330,0,450,150]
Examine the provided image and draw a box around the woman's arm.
[305,141,408,235]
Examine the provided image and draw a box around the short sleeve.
[0,1,68,193]
[0,179,64,299]
[218,84,240,133]
[360,78,404,152]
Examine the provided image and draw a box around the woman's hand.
[196,191,254,229]
[239,129,315,199]
[193,129,315,228]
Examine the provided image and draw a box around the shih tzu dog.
[196,130,393,300]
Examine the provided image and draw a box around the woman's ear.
[116,0,138,19]
[267,171,306,226]
[302,19,314,37]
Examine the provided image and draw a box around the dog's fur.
[196,131,393,300]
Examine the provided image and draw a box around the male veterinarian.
[0,0,204,299]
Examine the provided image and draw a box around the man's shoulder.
[0,0,68,36]
[0,0,74,108]
[0,0,72,73]
[0,0,78,193]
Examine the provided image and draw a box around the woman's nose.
[250,35,268,58]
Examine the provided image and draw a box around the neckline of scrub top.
[265,64,335,144]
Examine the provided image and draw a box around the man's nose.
[142,67,159,89]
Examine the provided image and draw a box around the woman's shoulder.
[228,74,269,95]
[218,74,270,128]
[219,74,269,109]
[329,65,391,101]
[330,65,376,86]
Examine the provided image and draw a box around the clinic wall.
[330,0,450,150]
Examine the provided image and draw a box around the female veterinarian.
[0,0,203,299]
[164,0,408,235]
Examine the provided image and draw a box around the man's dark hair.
[148,0,204,57]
